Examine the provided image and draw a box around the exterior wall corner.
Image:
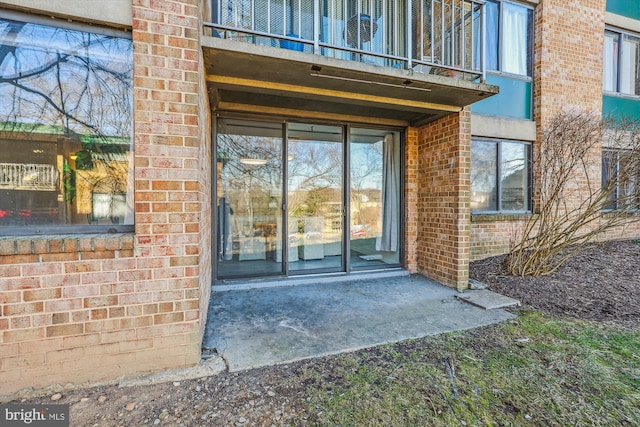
[415,110,471,290]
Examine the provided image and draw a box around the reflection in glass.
[602,150,617,210]
[288,123,343,273]
[0,17,133,228]
[500,142,527,211]
[214,119,403,279]
[471,140,498,211]
[602,149,640,211]
[484,0,499,71]
[216,119,283,279]
[350,128,400,268]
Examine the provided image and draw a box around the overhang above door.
[203,37,498,127]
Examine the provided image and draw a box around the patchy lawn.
[302,312,640,426]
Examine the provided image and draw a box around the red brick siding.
[414,110,471,290]
[0,0,206,397]
[404,128,419,273]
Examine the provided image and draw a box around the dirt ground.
[8,239,639,426]
[470,239,640,328]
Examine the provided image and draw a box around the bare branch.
[505,112,640,276]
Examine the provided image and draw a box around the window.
[0,14,133,234]
[485,0,534,76]
[602,149,640,210]
[472,0,534,119]
[604,29,640,97]
[471,139,531,212]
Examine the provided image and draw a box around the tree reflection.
[0,17,133,226]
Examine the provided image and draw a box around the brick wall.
[535,0,606,124]
[415,110,471,290]
[0,0,208,398]
[534,0,607,223]
[196,46,212,339]
[470,215,528,261]
[404,128,418,273]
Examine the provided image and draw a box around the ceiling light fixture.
[239,158,268,166]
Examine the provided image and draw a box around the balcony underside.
[203,37,498,126]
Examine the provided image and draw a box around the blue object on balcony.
[279,33,304,52]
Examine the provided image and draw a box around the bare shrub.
[505,112,640,276]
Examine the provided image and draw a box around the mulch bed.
[470,239,640,327]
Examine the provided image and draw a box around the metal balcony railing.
[206,0,486,81]
[0,163,58,191]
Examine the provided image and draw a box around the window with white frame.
[471,139,531,212]
[604,29,640,96]
[484,0,534,76]
[602,149,640,211]
[0,14,133,233]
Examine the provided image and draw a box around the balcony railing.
[0,163,58,191]
[206,0,486,81]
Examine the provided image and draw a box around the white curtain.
[376,133,399,252]
[620,35,640,95]
[603,32,617,92]
[502,2,527,75]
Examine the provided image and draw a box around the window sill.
[603,91,640,101]
[471,213,532,223]
[0,233,134,263]
[601,210,640,218]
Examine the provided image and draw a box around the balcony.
[203,0,498,125]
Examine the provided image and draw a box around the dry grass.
[302,312,640,426]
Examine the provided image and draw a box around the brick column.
[131,0,204,363]
[533,0,607,225]
[404,128,418,273]
[415,110,471,290]
[534,0,606,125]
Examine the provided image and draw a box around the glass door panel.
[349,128,401,269]
[287,123,344,273]
[216,118,284,279]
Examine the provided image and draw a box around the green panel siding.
[603,95,640,121]
[606,0,640,20]
[471,74,532,119]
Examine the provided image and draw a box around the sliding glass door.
[215,117,401,280]
[288,123,344,274]
[349,128,401,269]
[216,118,284,278]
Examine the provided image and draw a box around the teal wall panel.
[603,95,640,121]
[606,0,640,20]
[471,74,532,120]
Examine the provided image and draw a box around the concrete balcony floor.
[203,37,498,127]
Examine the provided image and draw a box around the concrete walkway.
[203,273,516,371]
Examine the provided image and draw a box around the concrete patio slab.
[456,289,521,310]
[203,274,516,372]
